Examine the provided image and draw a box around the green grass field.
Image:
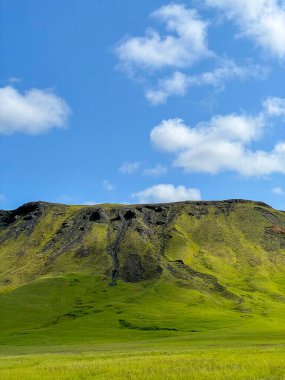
[1,273,285,379]
[1,344,285,379]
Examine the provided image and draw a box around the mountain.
[1,199,285,347]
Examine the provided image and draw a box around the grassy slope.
[1,201,285,378]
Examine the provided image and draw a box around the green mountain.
[1,199,285,348]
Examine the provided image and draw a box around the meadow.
[1,343,285,379]
[1,274,285,379]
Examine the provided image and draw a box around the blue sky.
[1,0,285,210]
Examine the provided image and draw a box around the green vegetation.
[2,346,285,379]
[1,200,285,377]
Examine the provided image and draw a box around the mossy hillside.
[165,204,285,297]
[0,204,79,289]
[1,200,285,347]
[0,204,111,288]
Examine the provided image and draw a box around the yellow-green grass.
[1,346,285,379]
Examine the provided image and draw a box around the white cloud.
[204,0,285,58]
[146,71,189,104]
[146,61,266,104]
[143,164,168,176]
[272,186,285,195]
[82,200,97,205]
[132,184,201,203]
[116,3,211,70]
[151,114,263,150]
[150,99,285,177]
[263,97,285,117]
[119,161,141,174]
[116,3,269,104]
[103,180,115,192]
[0,86,70,135]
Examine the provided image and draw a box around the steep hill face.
[1,199,285,346]
[1,199,285,290]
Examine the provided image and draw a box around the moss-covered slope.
[1,199,285,346]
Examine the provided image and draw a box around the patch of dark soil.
[74,247,90,258]
[119,319,177,331]
[270,225,285,234]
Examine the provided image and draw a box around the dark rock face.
[252,206,285,251]
[0,211,16,228]
[123,210,136,221]
[105,205,172,285]
[43,208,95,255]
[120,253,162,283]
[121,254,144,282]
[14,202,41,216]
[89,210,102,222]
[0,202,43,228]
[0,202,47,241]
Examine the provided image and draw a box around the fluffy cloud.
[272,186,285,195]
[204,0,285,58]
[116,3,211,70]
[150,99,285,177]
[119,161,141,174]
[132,184,201,203]
[116,3,268,105]
[103,180,115,192]
[146,72,189,104]
[263,97,285,117]
[146,61,266,104]
[142,164,168,176]
[0,86,70,135]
